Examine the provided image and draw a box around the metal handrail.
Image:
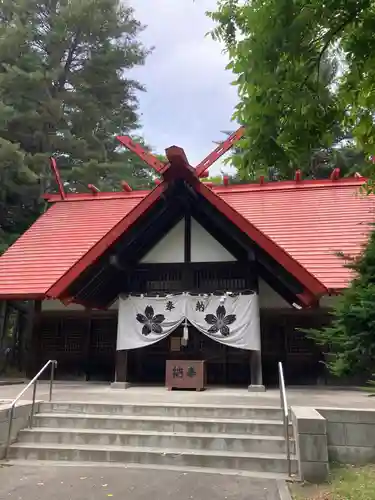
[5,359,57,458]
[278,361,292,477]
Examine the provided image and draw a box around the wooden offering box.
[165,360,206,391]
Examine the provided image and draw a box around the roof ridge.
[212,178,366,194]
[45,178,366,202]
[45,191,151,202]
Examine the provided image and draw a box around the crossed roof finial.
[116,126,245,180]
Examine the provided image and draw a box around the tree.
[207,0,372,180]
[0,0,150,252]
[308,228,375,378]
[0,138,40,254]
[215,129,368,183]
[56,136,160,194]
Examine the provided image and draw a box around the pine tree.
[0,0,150,251]
[309,226,375,378]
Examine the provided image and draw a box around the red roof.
[0,193,147,297]
[0,177,372,299]
[214,180,375,290]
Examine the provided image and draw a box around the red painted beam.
[330,168,340,180]
[88,184,100,194]
[196,126,245,177]
[47,183,167,298]
[117,136,167,173]
[164,146,197,181]
[50,157,66,200]
[165,146,190,167]
[121,181,132,192]
[196,182,328,303]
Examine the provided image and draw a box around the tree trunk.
[0,301,7,351]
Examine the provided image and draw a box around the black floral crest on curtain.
[136,306,165,336]
[204,305,236,337]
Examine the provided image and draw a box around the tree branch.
[54,31,81,95]
[316,12,359,84]
[299,10,361,91]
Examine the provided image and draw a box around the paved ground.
[0,381,374,409]
[0,464,280,500]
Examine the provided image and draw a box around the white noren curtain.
[117,293,260,351]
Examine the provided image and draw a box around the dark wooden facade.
[36,306,329,386]
[36,310,117,381]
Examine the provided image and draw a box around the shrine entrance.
[127,324,250,386]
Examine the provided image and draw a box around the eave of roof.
[46,183,167,298]
[0,176,371,304]
[196,182,328,302]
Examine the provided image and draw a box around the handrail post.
[5,405,15,458]
[29,380,37,428]
[278,361,292,477]
[284,409,292,477]
[4,359,57,459]
[49,361,56,402]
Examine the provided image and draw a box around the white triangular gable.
[190,218,236,262]
[141,217,237,264]
[141,219,185,263]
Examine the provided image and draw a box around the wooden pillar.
[250,350,264,386]
[223,345,228,385]
[0,301,7,350]
[83,309,92,381]
[111,350,130,389]
[248,291,265,392]
[26,301,41,378]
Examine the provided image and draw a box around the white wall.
[258,278,291,309]
[190,218,236,263]
[42,300,84,311]
[258,280,337,309]
[319,295,339,308]
[141,219,185,264]
[141,217,236,264]
[42,299,119,311]
[43,289,335,312]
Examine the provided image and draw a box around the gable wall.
[141,217,236,264]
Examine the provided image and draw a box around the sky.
[130,0,238,174]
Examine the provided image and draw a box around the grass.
[290,464,375,500]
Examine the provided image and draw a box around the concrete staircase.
[8,402,297,478]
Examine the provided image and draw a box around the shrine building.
[0,131,373,389]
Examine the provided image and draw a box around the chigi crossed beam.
[116,126,245,180]
[49,127,246,199]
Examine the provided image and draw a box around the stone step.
[4,459,294,481]
[8,442,298,474]
[40,402,283,421]
[17,427,295,454]
[33,413,286,436]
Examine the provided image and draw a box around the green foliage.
[205,175,223,185]
[308,227,375,377]
[55,136,157,193]
[291,464,375,500]
[364,376,375,396]
[215,130,368,182]
[0,0,150,253]
[207,0,373,180]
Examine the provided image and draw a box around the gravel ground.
[0,464,281,500]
